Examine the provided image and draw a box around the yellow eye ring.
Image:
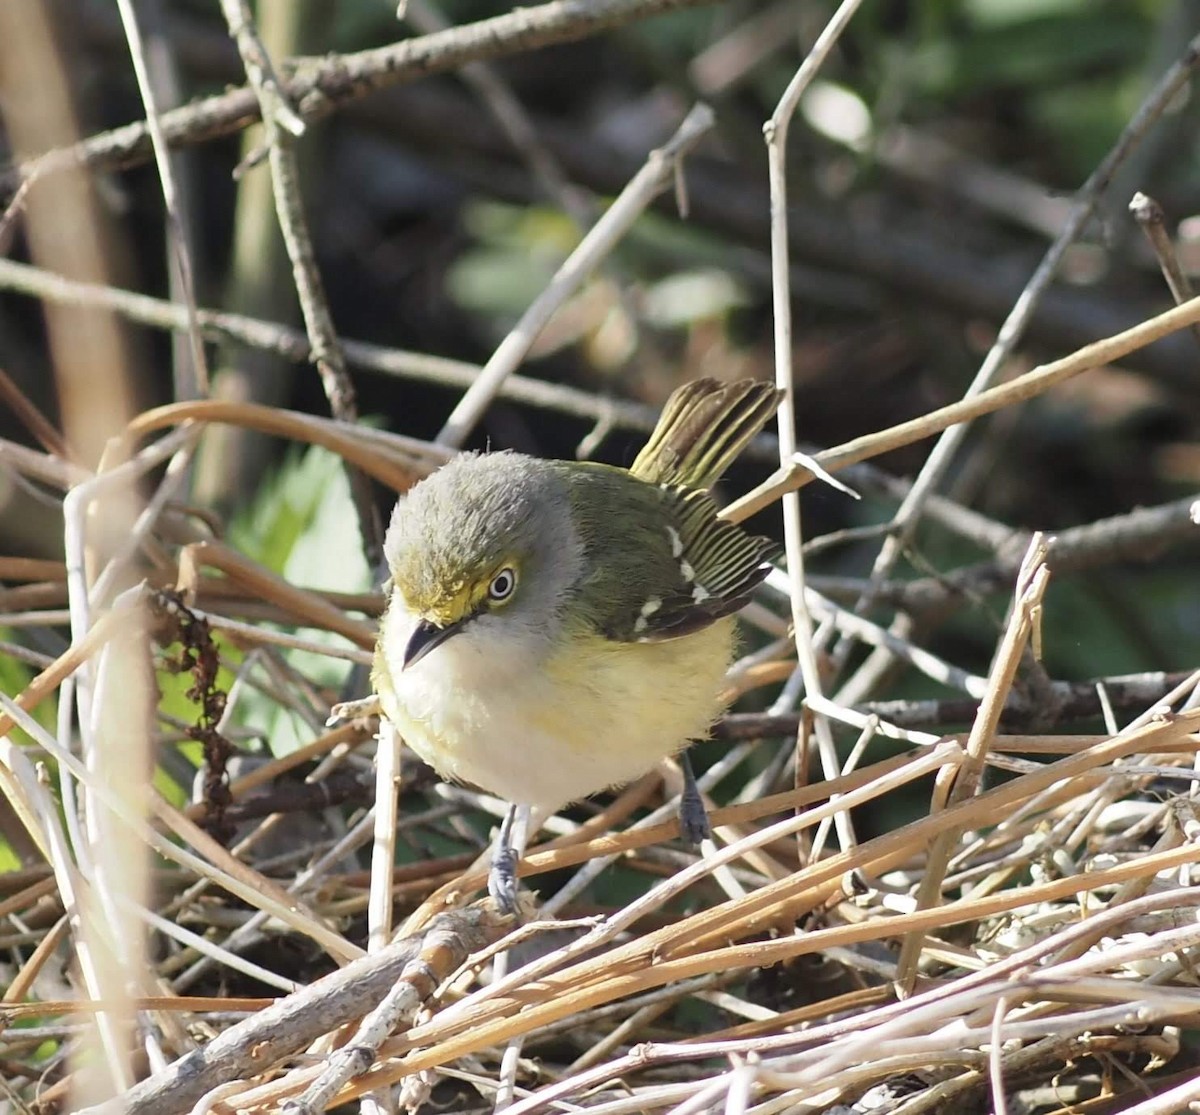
[488,567,517,602]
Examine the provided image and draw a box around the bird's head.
[382,452,582,669]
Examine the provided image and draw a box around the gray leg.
[678,751,711,845]
[488,803,522,914]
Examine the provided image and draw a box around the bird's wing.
[566,466,777,643]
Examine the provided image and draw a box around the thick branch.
[714,668,1198,736]
[2,0,716,193]
[878,494,1200,618]
[78,902,515,1115]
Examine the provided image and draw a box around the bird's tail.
[630,378,783,490]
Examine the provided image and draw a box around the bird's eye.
[488,567,517,602]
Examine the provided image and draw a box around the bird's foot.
[487,804,526,916]
[678,751,711,846]
[326,694,381,727]
[488,844,520,915]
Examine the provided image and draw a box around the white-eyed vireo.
[371,378,782,904]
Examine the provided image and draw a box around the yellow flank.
[373,602,736,814]
[534,618,734,767]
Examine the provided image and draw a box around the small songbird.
[370,378,782,904]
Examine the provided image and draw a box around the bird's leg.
[488,804,519,912]
[678,750,711,845]
[488,802,529,914]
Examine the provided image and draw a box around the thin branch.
[114,0,209,397]
[724,291,1200,522]
[0,256,677,440]
[220,0,383,568]
[1129,190,1200,350]
[762,0,869,865]
[895,536,1051,994]
[435,102,715,448]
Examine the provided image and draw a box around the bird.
[370,377,782,906]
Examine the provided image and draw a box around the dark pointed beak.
[403,617,465,670]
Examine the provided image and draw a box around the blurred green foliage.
[226,445,371,757]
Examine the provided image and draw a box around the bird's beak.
[403,617,465,670]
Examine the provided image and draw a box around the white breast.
[375,598,734,814]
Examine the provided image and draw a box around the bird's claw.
[488,845,520,915]
[326,694,382,728]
